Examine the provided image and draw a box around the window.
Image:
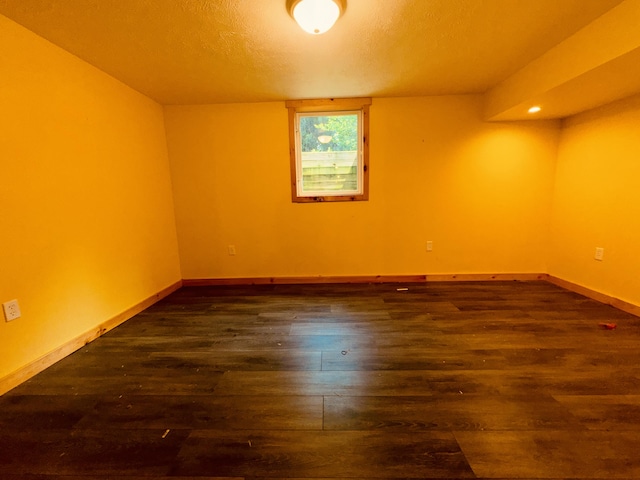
[286,97,371,202]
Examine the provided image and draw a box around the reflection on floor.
[1,281,640,478]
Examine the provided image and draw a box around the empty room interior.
[1,0,640,478]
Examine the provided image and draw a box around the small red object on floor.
[598,322,617,330]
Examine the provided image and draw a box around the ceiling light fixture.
[528,106,542,114]
[288,0,345,35]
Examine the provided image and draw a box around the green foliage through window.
[300,113,358,152]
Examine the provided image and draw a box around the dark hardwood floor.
[2,280,640,479]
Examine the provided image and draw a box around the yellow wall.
[0,16,181,379]
[550,93,640,306]
[2,8,638,389]
[165,96,560,279]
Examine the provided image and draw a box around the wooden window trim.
[286,97,371,203]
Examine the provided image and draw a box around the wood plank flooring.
[2,280,640,478]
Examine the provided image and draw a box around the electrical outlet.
[426,241,433,252]
[594,247,604,261]
[228,245,236,256]
[3,299,21,322]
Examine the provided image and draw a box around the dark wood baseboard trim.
[546,275,640,318]
[0,280,182,396]
[183,273,548,286]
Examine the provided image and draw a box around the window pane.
[286,97,370,203]
[298,113,359,195]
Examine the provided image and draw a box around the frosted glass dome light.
[289,0,344,35]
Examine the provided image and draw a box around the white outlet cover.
[595,247,604,261]
[3,299,21,321]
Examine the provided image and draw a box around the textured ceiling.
[0,0,626,107]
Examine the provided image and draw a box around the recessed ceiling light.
[528,106,542,114]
